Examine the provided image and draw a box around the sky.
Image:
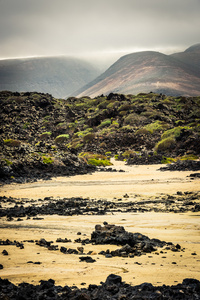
[0,0,200,67]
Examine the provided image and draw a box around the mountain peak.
[74,44,200,97]
[184,43,200,53]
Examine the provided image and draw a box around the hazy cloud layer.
[0,0,200,61]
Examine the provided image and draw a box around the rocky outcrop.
[159,160,200,171]
[0,91,199,183]
[0,275,200,299]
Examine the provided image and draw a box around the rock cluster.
[75,224,181,258]
[0,192,199,221]
[159,160,200,171]
[0,275,200,299]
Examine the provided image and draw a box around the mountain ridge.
[74,44,200,97]
[0,56,100,98]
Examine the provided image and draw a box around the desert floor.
[0,161,199,287]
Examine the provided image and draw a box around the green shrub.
[161,126,191,140]
[67,142,84,150]
[124,113,146,126]
[42,156,54,164]
[180,154,199,160]
[99,142,107,148]
[98,119,111,129]
[118,102,132,111]
[105,151,112,156]
[40,132,52,140]
[3,159,13,166]
[23,122,30,129]
[74,128,93,138]
[154,137,176,152]
[135,128,150,135]
[4,139,21,147]
[87,158,112,166]
[122,150,137,158]
[107,101,120,109]
[55,134,69,144]
[83,133,95,143]
[79,152,112,167]
[97,100,108,109]
[161,157,175,164]
[144,121,169,134]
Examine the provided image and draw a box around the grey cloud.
[0,0,199,60]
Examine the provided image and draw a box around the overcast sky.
[0,0,200,65]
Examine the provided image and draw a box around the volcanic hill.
[74,44,200,97]
[0,56,100,98]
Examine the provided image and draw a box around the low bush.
[161,157,175,164]
[42,156,54,164]
[39,132,52,140]
[55,134,69,144]
[87,158,112,166]
[154,137,176,152]
[124,113,146,126]
[83,133,95,143]
[2,159,13,166]
[4,139,21,147]
[122,150,137,158]
[161,126,191,140]
[98,119,111,129]
[79,152,112,167]
[144,121,169,134]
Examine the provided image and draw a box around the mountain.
[0,56,100,98]
[171,43,200,75]
[74,44,200,97]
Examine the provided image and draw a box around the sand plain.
[0,162,199,287]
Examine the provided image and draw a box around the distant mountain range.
[0,44,200,98]
[74,44,200,97]
[0,56,100,98]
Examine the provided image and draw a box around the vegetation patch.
[42,156,54,164]
[40,132,52,140]
[143,121,169,134]
[161,126,191,140]
[79,152,112,167]
[98,119,112,129]
[4,139,21,147]
[161,157,176,164]
[2,159,13,166]
[55,134,69,144]
[154,137,176,152]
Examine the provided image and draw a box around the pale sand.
[0,162,199,200]
[0,162,199,287]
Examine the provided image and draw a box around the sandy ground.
[1,162,199,200]
[0,162,200,287]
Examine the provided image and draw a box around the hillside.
[74,44,200,97]
[0,56,100,98]
[171,43,200,75]
[0,91,200,183]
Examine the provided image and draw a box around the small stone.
[105,254,112,258]
[2,250,8,256]
[77,247,84,253]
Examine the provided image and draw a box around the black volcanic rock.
[0,276,199,299]
[0,91,199,183]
